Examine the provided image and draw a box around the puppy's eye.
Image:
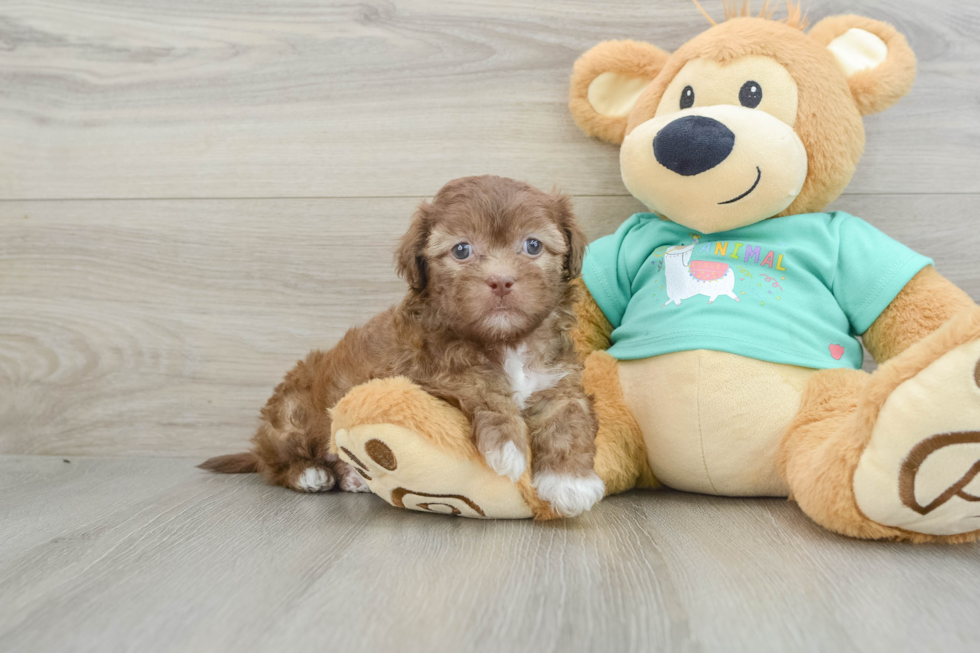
[739,81,762,108]
[451,243,472,260]
[523,238,543,256]
[680,85,695,110]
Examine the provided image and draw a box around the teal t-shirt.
[582,212,932,370]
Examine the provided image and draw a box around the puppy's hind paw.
[482,441,527,482]
[533,472,605,517]
[292,467,336,493]
[338,466,372,493]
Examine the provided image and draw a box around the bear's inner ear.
[587,73,652,118]
[569,40,670,145]
[826,28,888,78]
[809,15,917,116]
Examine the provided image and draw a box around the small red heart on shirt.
[829,344,845,360]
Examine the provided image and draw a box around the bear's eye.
[739,81,762,108]
[679,85,695,110]
[523,238,542,256]
[452,243,472,260]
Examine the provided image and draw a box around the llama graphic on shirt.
[662,243,740,307]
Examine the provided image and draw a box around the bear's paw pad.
[854,339,980,536]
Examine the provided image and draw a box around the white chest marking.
[503,344,566,409]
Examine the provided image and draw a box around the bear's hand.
[570,278,614,362]
[863,266,977,363]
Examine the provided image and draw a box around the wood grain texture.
[3,194,978,456]
[1,0,979,199]
[0,195,635,456]
[0,455,977,653]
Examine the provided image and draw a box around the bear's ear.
[569,40,670,144]
[808,15,917,116]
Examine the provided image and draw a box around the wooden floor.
[2,1,980,651]
[0,456,977,653]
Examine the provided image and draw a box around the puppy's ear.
[395,202,431,292]
[550,192,588,279]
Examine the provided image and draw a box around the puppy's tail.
[198,452,259,474]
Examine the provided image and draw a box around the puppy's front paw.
[472,412,528,482]
[532,472,605,517]
[292,466,337,493]
[482,441,527,482]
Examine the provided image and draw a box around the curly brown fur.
[201,175,598,495]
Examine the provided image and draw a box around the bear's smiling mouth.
[718,167,762,205]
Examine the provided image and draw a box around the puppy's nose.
[653,115,735,176]
[486,275,515,297]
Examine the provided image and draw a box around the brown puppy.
[201,175,604,516]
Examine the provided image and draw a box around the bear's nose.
[653,115,735,176]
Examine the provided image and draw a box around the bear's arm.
[862,266,976,363]
[570,278,614,361]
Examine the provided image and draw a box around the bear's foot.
[333,422,533,519]
[330,377,574,519]
[853,318,980,536]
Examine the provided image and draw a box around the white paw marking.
[503,344,567,409]
[339,467,372,493]
[483,441,527,482]
[294,467,334,493]
[533,472,605,517]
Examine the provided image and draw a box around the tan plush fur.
[584,351,659,495]
[692,0,808,29]
[570,12,918,218]
[570,280,658,493]
[863,266,977,363]
[780,307,980,543]
[567,288,659,493]
[330,376,561,519]
[569,277,614,361]
[808,14,917,116]
[622,18,868,218]
[568,40,670,145]
[778,367,894,539]
[330,376,477,464]
[568,284,658,494]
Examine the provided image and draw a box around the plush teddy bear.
[330,4,980,542]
